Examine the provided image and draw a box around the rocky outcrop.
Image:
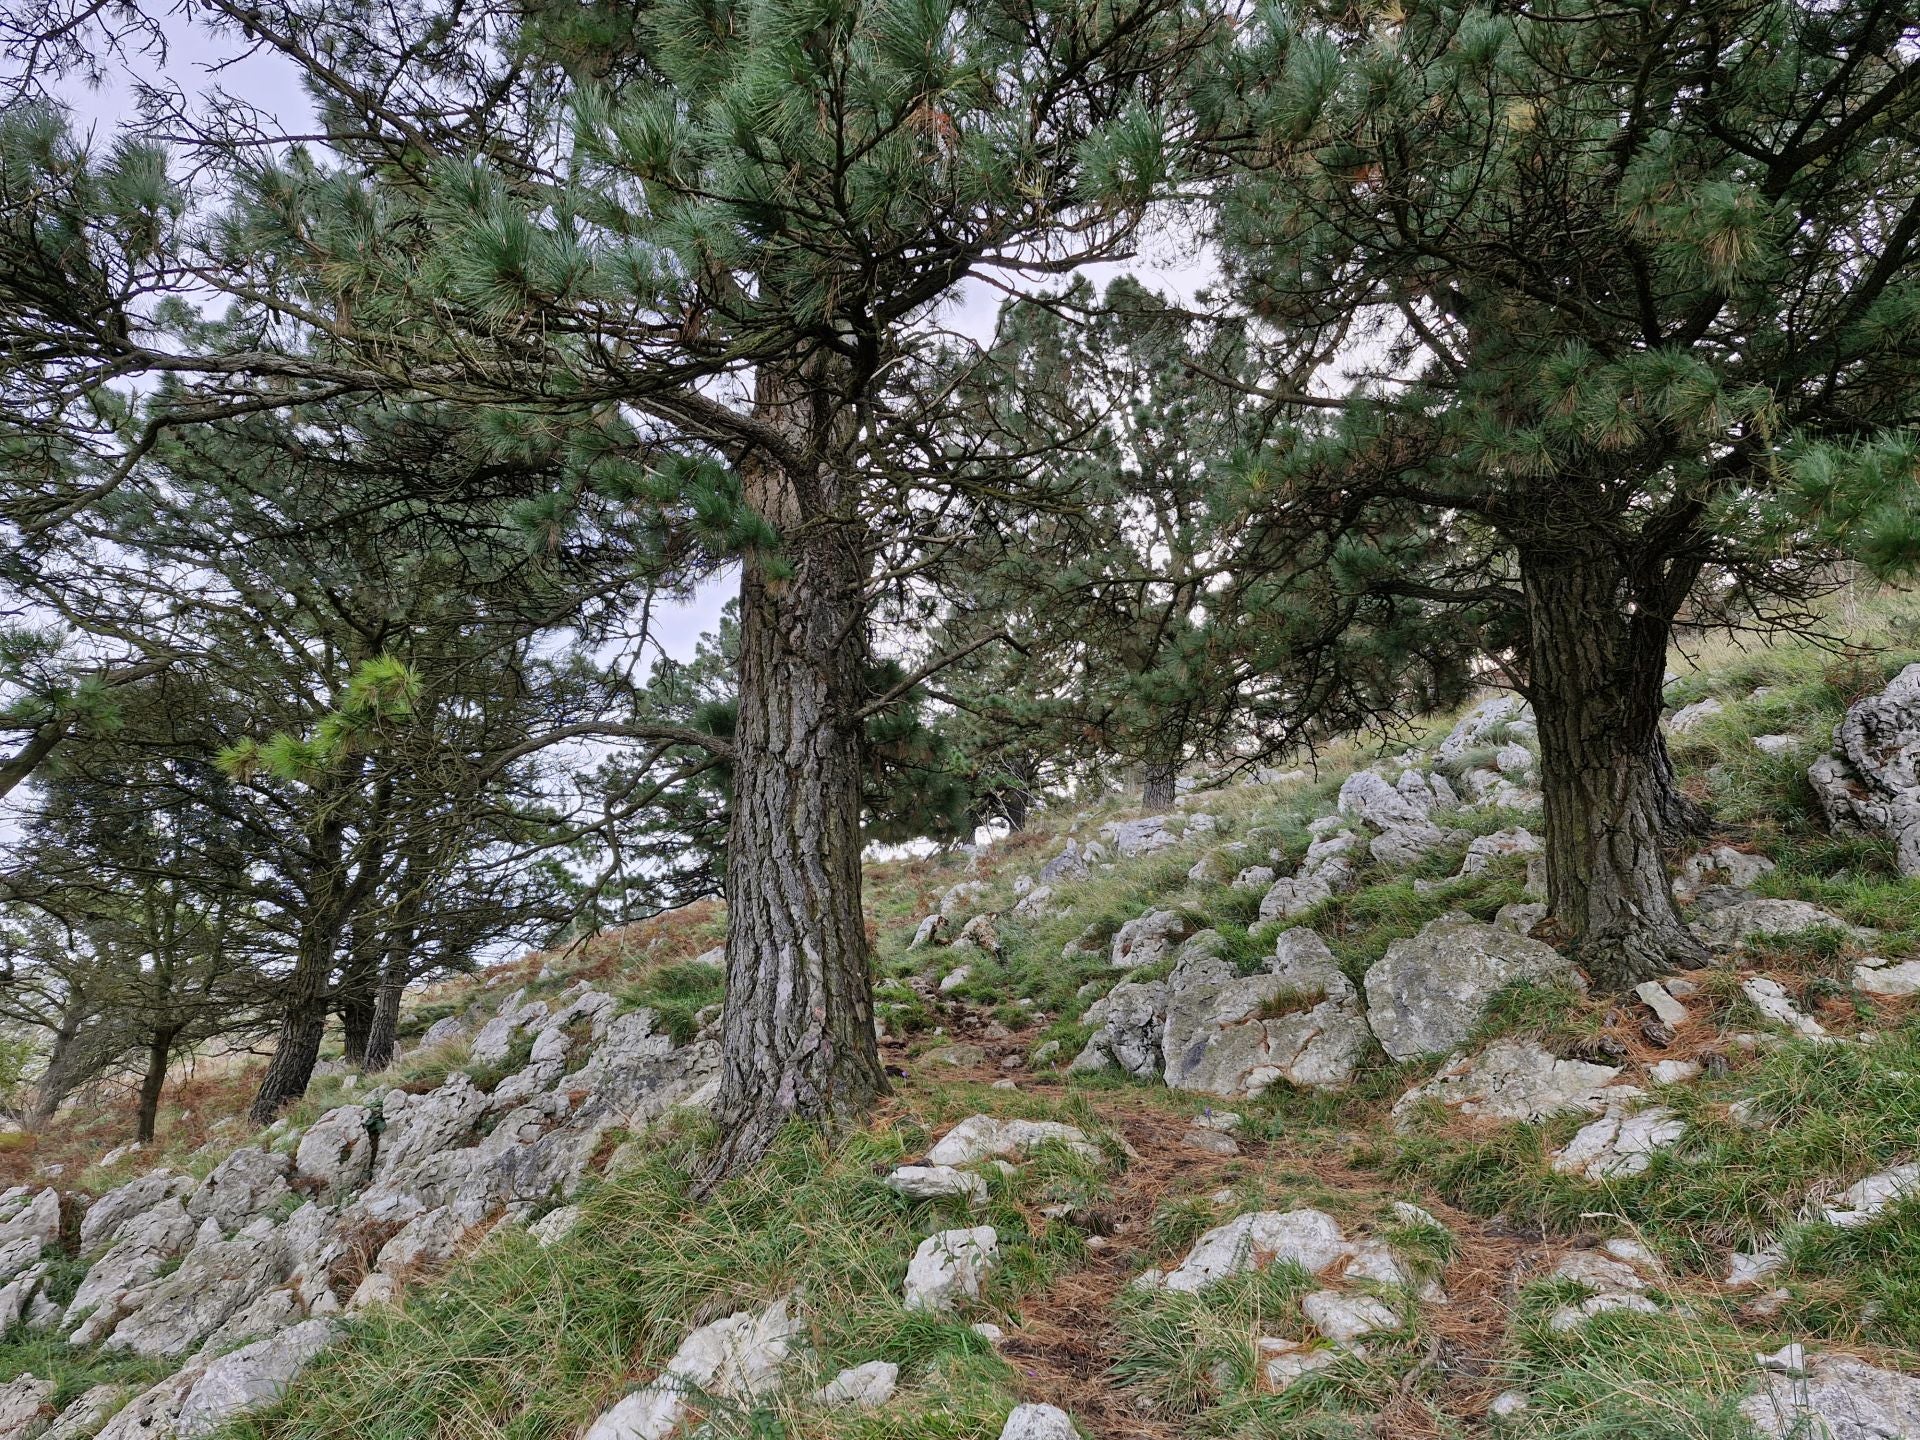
[1393,1042,1632,1126]
[1363,918,1571,1060]
[1435,695,1529,765]
[1743,1353,1920,1439]
[1808,662,1920,875]
[1161,929,1368,1096]
[1108,909,1195,970]
[582,1298,801,1440]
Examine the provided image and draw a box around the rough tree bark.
[1521,547,1708,989]
[1140,756,1179,813]
[135,1025,181,1143]
[698,364,887,1187]
[361,938,410,1072]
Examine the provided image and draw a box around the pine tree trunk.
[1522,549,1707,990]
[362,946,408,1072]
[698,367,887,1188]
[339,992,374,1068]
[248,901,347,1123]
[28,991,95,1126]
[136,1027,179,1143]
[1140,761,1178,813]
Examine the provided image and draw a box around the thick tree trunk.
[28,992,95,1126]
[1140,761,1178,813]
[1522,550,1708,990]
[135,1027,179,1143]
[361,944,408,1072]
[248,910,344,1123]
[698,368,887,1187]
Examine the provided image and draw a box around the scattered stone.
[1853,955,1920,997]
[1489,1389,1529,1418]
[1364,918,1572,1060]
[1105,816,1179,858]
[1669,698,1725,733]
[998,1404,1081,1440]
[926,1116,1099,1167]
[1436,695,1529,765]
[1070,980,1167,1079]
[1697,899,1872,951]
[1339,771,1430,830]
[1257,1336,1336,1390]
[0,1374,53,1438]
[1233,865,1278,891]
[902,1227,998,1312]
[1301,1289,1399,1348]
[1724,1246,1787,1288]
[940,881,989,917]
[1753,734,1800,756]
[884,1166,989,1206]
[910,914,950,949]
[174,1318,336,1437]
[1039,841,1091,885]
[1756,1343,1806,1374]
[1179,1128,1239,1156]
[1823,1162,1920,1228]
[1633,981,1690,1027]
[528,1205,583,1247]
[1648,1059,1702,1085]
[924,1043,988,1068]
[1151,1209,1350,1293]
[1547,1292,1662,1332]
[1393,1042,1629,1126]
[582,1298,801,1440]
[938,966,972,994]
[1494,902,1548,936]
[811,1360,898,1411]
[1740,977,1827,1038]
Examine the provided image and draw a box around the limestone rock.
[910,914,950,949]
[1162,929,1367,1096]
[528,1205,583,1247]
[1069,980,1166,1079]
[1551,1105,1686,1179]
[1105,816,1179,858]
[1740,976,1827,1038]
[101,1218,290,1357]
[1697,899,1871,951]
[1742,1353,1920,1439]
[1436,695,1529,765]
[1854,955,1920,997]
[1109,910,1194,970]
[1673,845,1776,900]
[1257,875,1333,921]
[903,1227,998,1312]
[582,1298,801,1440]
[0,1373,53,1440]
[1364,919,1571,1061]
[79,1172,191,1252]
[293,1106,374,1200]
[999,1404,1080,1440]
[1153,1209,1349,1293]
[884,1167,988,1206]
[64,1197,195,1338]
[1339,771,1429,830]
[1258,1336,1336,1390]
[1038,841,1091,885]
[1393,1042,1628,1126]
[1301,1289,1399,1348]
[1823,1163,1920,1228]
[926,1116,1099,1167]
[189,1152,293,1244]
[812,1360,897,1411]
[1668,697,1725,733]
[41,1384,125,1440]
[173,1318,336,1437]
[1807,663,1920,877]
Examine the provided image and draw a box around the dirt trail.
[890,1020,1555,1439]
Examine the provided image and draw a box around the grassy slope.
[12,594,1920,1438]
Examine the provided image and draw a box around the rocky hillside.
[6,611,1920,1439]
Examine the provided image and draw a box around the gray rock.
[998,1404,1080,1440]
[1302,1289,1399,1348]
[1392,1042,1629,1126]
[419,1016,467,1047]
[1150,1209,1350,1293]
[812,1360,898,1411]
[101,1218,290,1357]
[64,1198,196,1339]
[1162,930,1367,1096]
[1668,697,1725,733]
[1257,875,1333,921]
[1109,910,1194,970]
[293,1106,374,1201]
[174,1318,336,1437]
[1695,898,1872,950]
[1070,980,1167,1078]
[1105,816,1179,858]
[1457,827,1543,877]
[0,1373,52,1439]
[1038,841,1091,885]
[79,1172,191,1252]
[1808,663,1920,876]
[1364,918,1571,1060]
[1551,1105,1686,1179]
[903,1227,998,1311]
[41,1384,125,1440]
[1742,1353,1920,1438]
[883,1166,989,1205]
[1371,822,1464,868]
[925,1116,1099,1167]
[1436,695,1529,765]
[910,914,950,949]
[1854,955,1920,997]
[187,1148,292,1232]
[1339,771,1429,830]
[582,1297,801,1440]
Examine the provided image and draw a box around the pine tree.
[0,0,1213,1174]
[1209,0,1920,987]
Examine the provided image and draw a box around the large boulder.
[1693,898,1872,951]
[0,1373,52,1439]
[1809,662,1920,876]
[1070,980,1168,1078]
[64,1198,196,1340]
[1161,929,1368,1096]
[1338,772,1429,830]
[79,1171,191,1251]
[1363,918,1571,1060]
[1103,816,1179,858]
